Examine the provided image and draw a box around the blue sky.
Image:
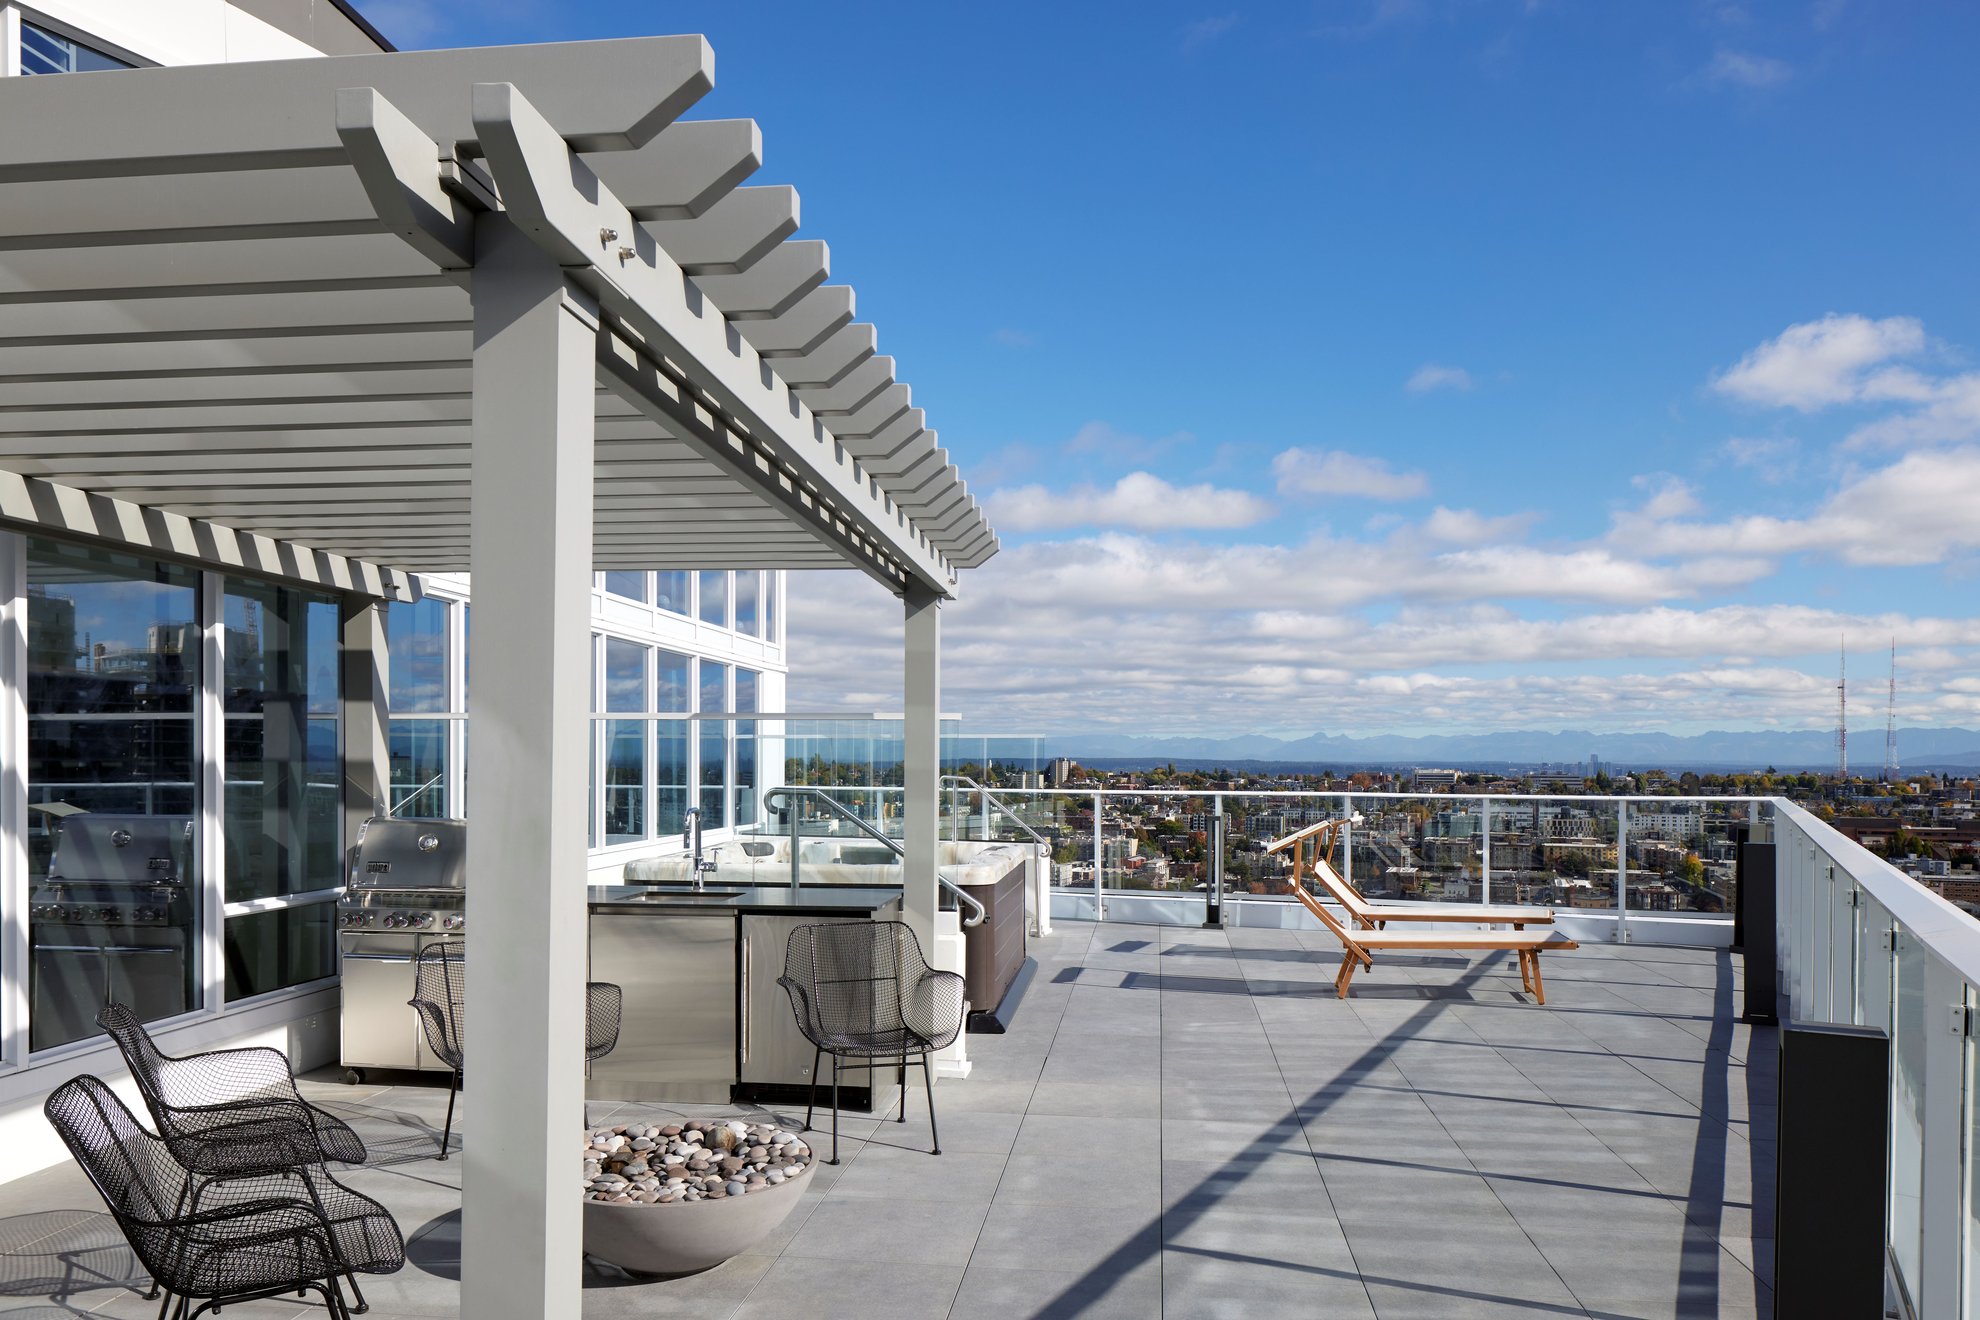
[379,1,1980,737]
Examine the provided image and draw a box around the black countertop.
[587,884,903,916]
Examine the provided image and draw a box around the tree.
[1679,853,1705,887]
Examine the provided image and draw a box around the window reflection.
[656,571,690,615]
[604,572,648,603]
[26,538,199,1052]
[698,571,728,627]
[657,651,690,836]
[735,572,760,637]
[699,661,728,827]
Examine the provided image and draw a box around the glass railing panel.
[1855,894,1893,1032]
[1892,925,1927,1293]
[1967,978,1980,1319]
[1624,799,1744,914]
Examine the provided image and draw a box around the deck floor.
[0,920,1774,1318]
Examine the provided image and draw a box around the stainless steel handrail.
[941,774,1051,851]
[761,785,985,927]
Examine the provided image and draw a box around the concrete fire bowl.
[582,1157,813,1277]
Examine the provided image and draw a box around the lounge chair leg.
[1530,957,1547,1006]
[803,1045,821,1132]
[1336,956,1358,999]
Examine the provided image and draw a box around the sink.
[616,889,748,904]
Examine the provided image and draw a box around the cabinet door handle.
[740,935,750,1065]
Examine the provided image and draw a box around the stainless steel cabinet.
[587,910,736,1103]
[739,903,899,1090]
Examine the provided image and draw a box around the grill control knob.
[444,915,464,930]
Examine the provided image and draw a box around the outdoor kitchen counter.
[585,884,903,914]
[585,885,904,1107]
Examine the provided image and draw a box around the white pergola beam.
[639,185,798,276]
[774,323,875,387]
[588,118,761,220]
[689,239,827,320]
[794,355,894,416]
[735,284,852,358]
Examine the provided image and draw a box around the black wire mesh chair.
[407,943,465,1162]
[96,1003,367,1177]
[410,944,622,1160]
[585,981,623,1063]
[45,1074,403,1320]
[777,920,966,1164]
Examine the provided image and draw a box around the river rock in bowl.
[581,1119,814,1276]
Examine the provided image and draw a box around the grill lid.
[349,817,467,891]
[47,815,192,886]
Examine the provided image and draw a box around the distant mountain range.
[1037,727,1980,772]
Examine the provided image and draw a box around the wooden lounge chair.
[1263,819,1556,930]
[1265,819,1577,1001]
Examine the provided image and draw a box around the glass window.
[656,651,690,836]
[765,573,779,645]
[388,720,450,818]
[604,572,648,604]
[734,669,758,827]
[26,537,200,1052]
[656,571,691,615]
[386,598,448,713]
[21,22,131,75]
[222,580,341,903]
[699,661,728,827]
[603,637,647,713]
[225,904,335,1001]
[698,571,729,627]
[600,638,648,844]
[735,572,761,637]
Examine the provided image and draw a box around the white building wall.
[9,0,330,67]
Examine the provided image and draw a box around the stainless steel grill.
[29,814,195,1052]
[337,817,466,1082]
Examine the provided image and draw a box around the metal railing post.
[1206,795,1224,928]
[1092,791,1105,921]
[789,796,802,892]
[1616,800,1630,943]
[1339,794,1353,892]
[1481,797,1492,907]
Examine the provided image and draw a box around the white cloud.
[1405,362,1474,393]
[1712,313,1925,410]
[1702,48,1793,88]
[1417,506,1539,544]
[1272,448,1429,500]
[1631,476,1701,520]
[783,560,1980,735]
[1063,420,1194,460]
[1612,445,1980,568]
[985,472,1274,532]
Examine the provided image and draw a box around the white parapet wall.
[0,987,340,1185]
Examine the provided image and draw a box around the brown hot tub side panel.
[961,862,1028,1026]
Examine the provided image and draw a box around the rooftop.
[0,921,1772,1319]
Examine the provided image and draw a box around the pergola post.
[902,579,943,955]
[460,215,597,1319]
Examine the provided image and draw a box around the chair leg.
[154,1288,172,1320]
[344,1271,369,1315]
[828,1055,841,1166]
[897,1057,907,1122]
[1530,956,1548,1006]
[920,1055,940,1156]
[437,1068,460,1160]
[803,1045,821,1132]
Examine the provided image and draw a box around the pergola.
[0,36,996,1316]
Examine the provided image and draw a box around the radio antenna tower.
[1836,636,1848,782]
[1885,638,1899,782]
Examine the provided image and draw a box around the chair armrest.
[902,968,966,1044]
[775,976,821,1044]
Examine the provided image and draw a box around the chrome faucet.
[682,808,717,892]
